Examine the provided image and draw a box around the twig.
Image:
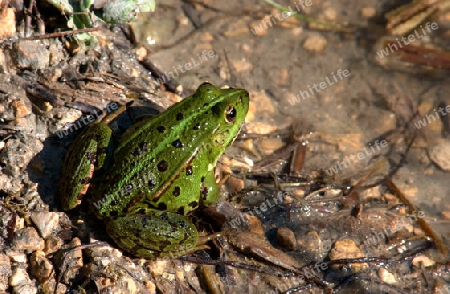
[385,176,448,257]
[22,27,100,40]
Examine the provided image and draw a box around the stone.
[30,211,60,238]
[0,8,16,38]
[11,228,45,253]
[0,253,12,291]
[9,265,32,286]
[328,239,367,271]
[276,227,297,250]
[303,34,327,52]
[30,250,53,283]
[429,140,450,171]
[13,40,50,70]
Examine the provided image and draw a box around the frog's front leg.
[105,208,203,259]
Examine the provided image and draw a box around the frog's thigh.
[106,209,199,259]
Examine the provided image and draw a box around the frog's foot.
[105,209,200,259]
[172,229,237,257]
[197,228,237,244]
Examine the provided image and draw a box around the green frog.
[58,83,249,258]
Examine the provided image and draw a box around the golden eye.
[225,105,237,123]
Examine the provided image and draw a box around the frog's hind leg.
[59,122,114,210]
[105,208,201,259]
[59,103,131,211]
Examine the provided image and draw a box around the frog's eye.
[225,105,237,123]
[198,82,216,95]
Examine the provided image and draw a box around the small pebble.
[5,250,27,263]
[323,8,336,21]
[225,176,245,193]
[429,140,450,171]
[30,211,60,239]
[303,34,327,52]
[378,268,396,284]
[30,250,53,283]
[13,284,38,294]
[412,255,435,267]
[11,228,45,253]
[229,158,252,171]
[9,265,32,287]
[361,7,376,18]
[359,186,381,201]
[234,138,254,155]
[198,32,213,41]
[246,214,265,236]
[44,235,64,255]
[249,18,270,37]
[144,280,156,292]
[148,260,169,276]
[413,227,426,236]
[297,231,321,252]
[276,227,297,250]
[328,239,367,271]
[0,253,11,291]
[441,211,450,220]
[121,276,138,293]
[11,100,32,119]
[383,192,397,203]
[248,91,275,120]
[259,137,285,156]
[0,8,16,38]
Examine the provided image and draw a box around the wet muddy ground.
[1,0,450,293]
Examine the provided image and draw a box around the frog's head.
[196,83,249,150]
